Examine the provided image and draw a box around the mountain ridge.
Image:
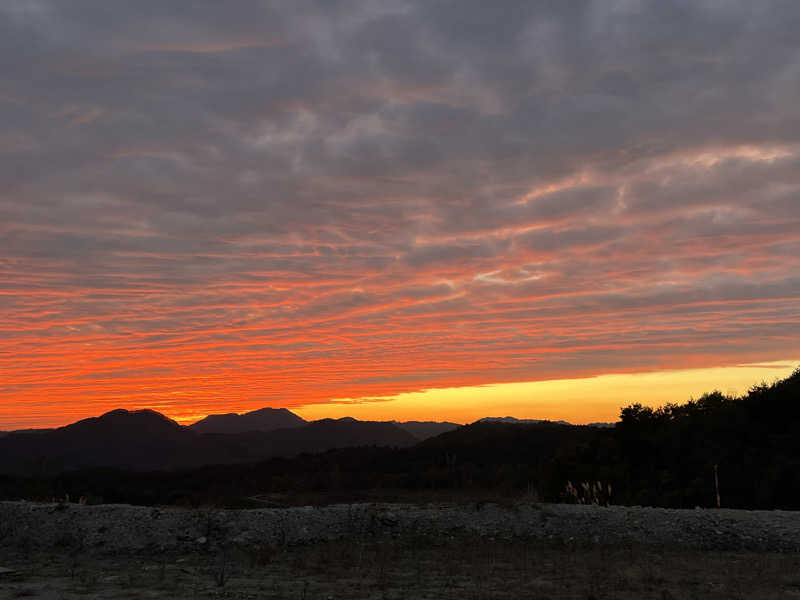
[187,408,461,441]
[0,408,418,476]
[3,408,617,437]
[189,407,306,434]
[0,407,617,476]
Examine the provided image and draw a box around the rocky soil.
[2,500,800,554]
[1,501,800,599]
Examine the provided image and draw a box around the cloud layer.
[2,1,799,426]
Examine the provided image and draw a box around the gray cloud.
[1,1,799,425]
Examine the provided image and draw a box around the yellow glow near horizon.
[293,360,799,424]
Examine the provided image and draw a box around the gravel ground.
[1,502,800,599]
[2,500,800,554]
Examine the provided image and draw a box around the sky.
[1,1,799,430]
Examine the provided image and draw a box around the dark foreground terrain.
[1,501,799,599]
[4,369,800,512]
[2,537,799,600]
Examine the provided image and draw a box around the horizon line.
[3,359,796,431]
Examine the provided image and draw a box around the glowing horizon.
[3,360,796,431]
[293,360,800,425]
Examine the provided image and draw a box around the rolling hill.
[0,410,418,475]
[189,407,306,434]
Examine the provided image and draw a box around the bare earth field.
[1,501,799,599]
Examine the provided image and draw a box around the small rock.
[196,536,208,544]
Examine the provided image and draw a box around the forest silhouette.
[1,368,798,510]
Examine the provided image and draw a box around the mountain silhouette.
[392,420,460,440]
[2,369,799,509]
[477,416,572,426]
[0,410,419,475]
[0,408,609,477]
[0,409,217,475]
[189,407,306,434]
[207,417,418,461]
[476,416,615,428]
[188,406,459,440]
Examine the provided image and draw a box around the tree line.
[1,368,797,509]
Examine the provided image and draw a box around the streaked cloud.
[1,1,799,428]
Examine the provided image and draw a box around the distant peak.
[476,416,572,426]
[100,408,132,417]
[188,406,306,433]
[244,407,294,416]
[313,416,358,424]
[99,408,161,418]
[97,408,180,425]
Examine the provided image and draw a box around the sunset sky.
[1,2,799,430]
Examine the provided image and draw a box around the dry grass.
[2,533,800,599]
